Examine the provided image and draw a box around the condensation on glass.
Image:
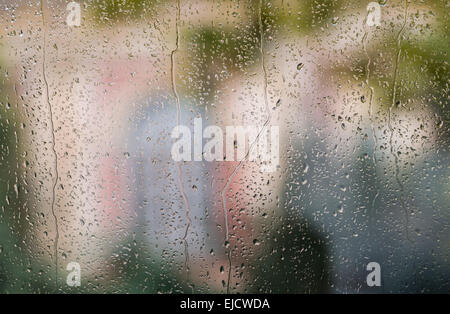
[0,0,448,293]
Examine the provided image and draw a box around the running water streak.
[170,0,193,290]
[40,0,59,290]
[387,0,411,243]
[221,0,272,293]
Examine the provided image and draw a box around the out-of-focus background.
[0,0,448,293]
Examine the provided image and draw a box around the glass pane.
[0,0,448,293]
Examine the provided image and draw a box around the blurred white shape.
[366,2,381,27]
[66,2,81,27]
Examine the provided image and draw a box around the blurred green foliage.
[89,0,157,25]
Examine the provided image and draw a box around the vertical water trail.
[221,0,272,293]
[170,0,193,291]
[387,0,411,243]
[362,14,379,232]
[388,1,417,289]
[40,0,59,291]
